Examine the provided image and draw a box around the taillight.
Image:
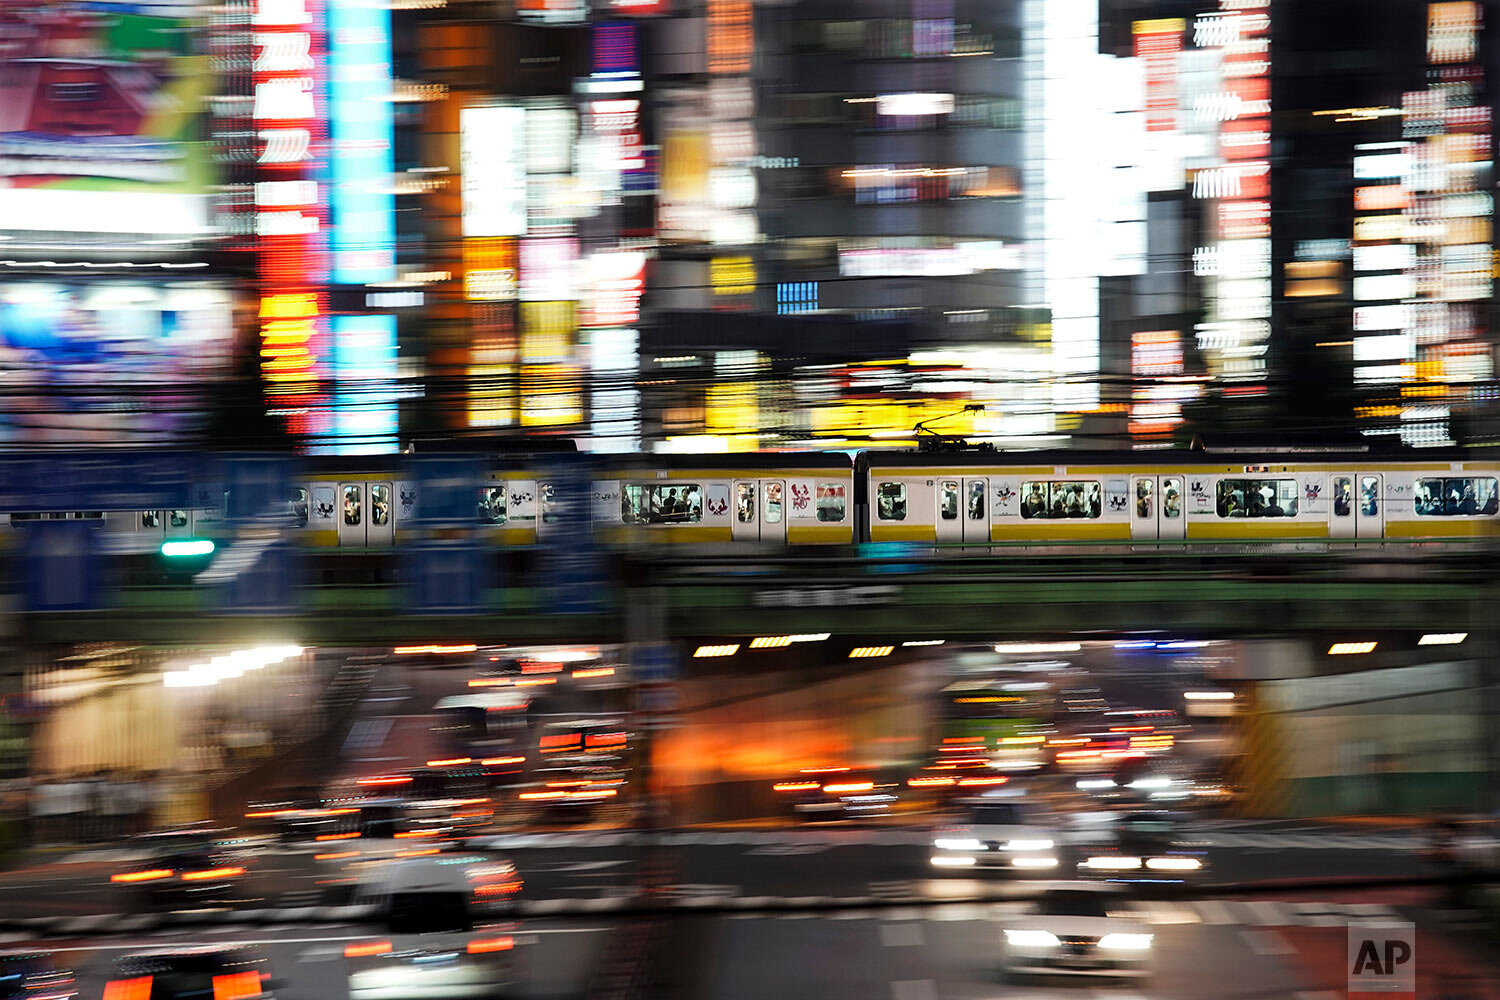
[111,869,172,883]
[102,978,152,1000]
[344,941,392,958]
[467,936,514,954]
[181,866,246,881]
[212,971,264,1000]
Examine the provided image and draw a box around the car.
[102,946,277,1000]
[930,792,1060,872]
[1075,809,1208,878]
[771,768,898,822]
[1001,884,1153,980]
[0,948,77,1000]
[109,827,251,911]
[518,754,629,822]
[345,857,522,1000]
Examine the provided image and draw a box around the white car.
[345,857,520,1000]
[1002,884,1153,980]
[930,794,1060,872]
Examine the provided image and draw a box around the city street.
[16,883,1496,1000]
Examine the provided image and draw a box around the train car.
[860,449,1500,543]
[595,452,856,546]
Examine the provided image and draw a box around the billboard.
[461,106,526,237]
[0,281,232,445]
[0,0,215,237]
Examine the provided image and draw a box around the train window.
[371,485,391,526]
[170,510,189,528]
[142,512,161,529]
[764,483,783,524]
[541,483,560,523]
[736,483,756,523]
[1360,476,1379,517]
[967,481,985,520]
[1135,480,1153,519]
[1162,479,1182,519]
[876,483,907,521]
[1415,477,1499,516]
[623,483,704,524]
[342,487,362,527]
[1020,481,1101,519]
[1333,476,1353,517]
[1215,479,1298,518]
[288,489,308,528]
[940,481,959,520]
[816,483,845,522]
[478,486,508,525]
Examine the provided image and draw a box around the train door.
[338,482,367,546]
[963,478,988,543]
[761,480,786,543]
[367,482,394,545]
[1130,477,1159,540]
[1355,472,1383,538]
[1159,476,1184,540]
[731,481,757,542]
[732,480,785,541]
[1329,474,1355,539]
[935,479,962,543]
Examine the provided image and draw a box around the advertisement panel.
[0,282,232,445]
[461,106,526,237]
[0,0,215,237]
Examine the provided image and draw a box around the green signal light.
[161,539,216,557]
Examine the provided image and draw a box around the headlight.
[1098,933,1153,951]
[1004,929,1061,948]
[933,838,984,852]
[1146,856,1202,871]
[1081,855,1142,870]
[1011,855,1058,869]
[930,854,976,867]
[1003,839,1054,852]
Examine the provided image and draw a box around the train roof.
[859,446,1487,468]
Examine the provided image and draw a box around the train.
[2,448,1498,550]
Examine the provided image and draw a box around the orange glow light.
[468,678,510,687]
[357,776,412,786]
[573,667,616,678]
[212,972,264,1000]
[475,881,524,895]
[822,782,874,793]
[938,745,985,753]
[520,791,567,800]
[394,644,478,655]
[468,936,515,954]
[315,851,360,861]
[181,866,246,881]
[515,677,558,687]
[104,978,153,1000]
[482,756,526,765]
[393,830,441,839]
[907,776,956,787]
[798,766,849,774]
[316,832,362,841]
[111,869,172,883]
[344,941,392,958]
[773,781,820,791]
[396,848,441,858]
[427,758,472,767]
[957,776,1010,787]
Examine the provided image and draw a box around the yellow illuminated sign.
[711,256,756,296]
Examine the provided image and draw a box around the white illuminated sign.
[1353,274,1416,301]
[875,92,955,116]
[1352,243,1416,272]
[461,106,527,237]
